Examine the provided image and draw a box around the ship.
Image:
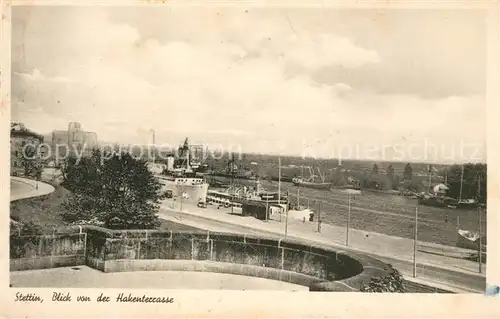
[292,166,332,190]
[148,138,209,204]
[456,228,487,260]
[207,179,288,207]
[209,153,258,181]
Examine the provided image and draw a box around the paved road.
[159,208,485,293]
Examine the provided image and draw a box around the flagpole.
[346,194,351,246]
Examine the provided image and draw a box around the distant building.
[10,123,44,176]
[240,200,269,221]
[433,183,449,196]
[50,122,98,165]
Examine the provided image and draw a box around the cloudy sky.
[11,6,486,163]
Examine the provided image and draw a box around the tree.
[386,164,395,190]
[403,163,413,181]
[21,143,43,179]
[445,163,487,202]
[61,151,164,229]
[332,167,346,186]
[61,150,102,196]
[360,269,406,293]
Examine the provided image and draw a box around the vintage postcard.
[1,0,499,318]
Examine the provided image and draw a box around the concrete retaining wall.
[10,231,86,271]
[11,226,396,291]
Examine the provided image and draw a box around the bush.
[360,269,406,293]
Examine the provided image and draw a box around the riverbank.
[211,176,486,247]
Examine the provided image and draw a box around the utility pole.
[231,194,234,215]
[427,165,432,192]
[478,205,483,274]
[413,205,418,277]
[285,198,289,238]
[297,187,300,208]
[231,157,235,215]
[477,174,483,274]
[266,195,269,222]
[346,194,351,246]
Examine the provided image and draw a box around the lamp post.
[317,201,321,233]
[413,205,419,277]
[284,200,289,238]
[346,194,351,246]
[478,206,483,274]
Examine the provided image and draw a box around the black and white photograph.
[8,4,490,297]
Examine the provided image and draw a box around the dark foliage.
[403,163,413,182]
[61,150,164,229]
[21,144,43,179]
[360,268,406,293]
[445,163,486,202]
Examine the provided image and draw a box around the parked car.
[197,201,207,208]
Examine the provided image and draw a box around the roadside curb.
[403,276,482,293]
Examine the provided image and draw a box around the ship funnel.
[167,156,174,171]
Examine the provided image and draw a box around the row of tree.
[330,162,487,202]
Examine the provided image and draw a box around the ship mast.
[278,156,281,205]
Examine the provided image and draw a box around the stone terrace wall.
[10,228,86,271]
[11,226,395,291]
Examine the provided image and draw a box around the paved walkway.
[10,266,307,290]
[10,177,55,202]
[160,201,486,277]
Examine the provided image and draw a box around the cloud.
[14,69,74,83]
[11,7,485,162]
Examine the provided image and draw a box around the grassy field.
[283,181,487,247]
[10,185,68,230]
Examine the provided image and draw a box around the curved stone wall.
[82,226,395,292]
